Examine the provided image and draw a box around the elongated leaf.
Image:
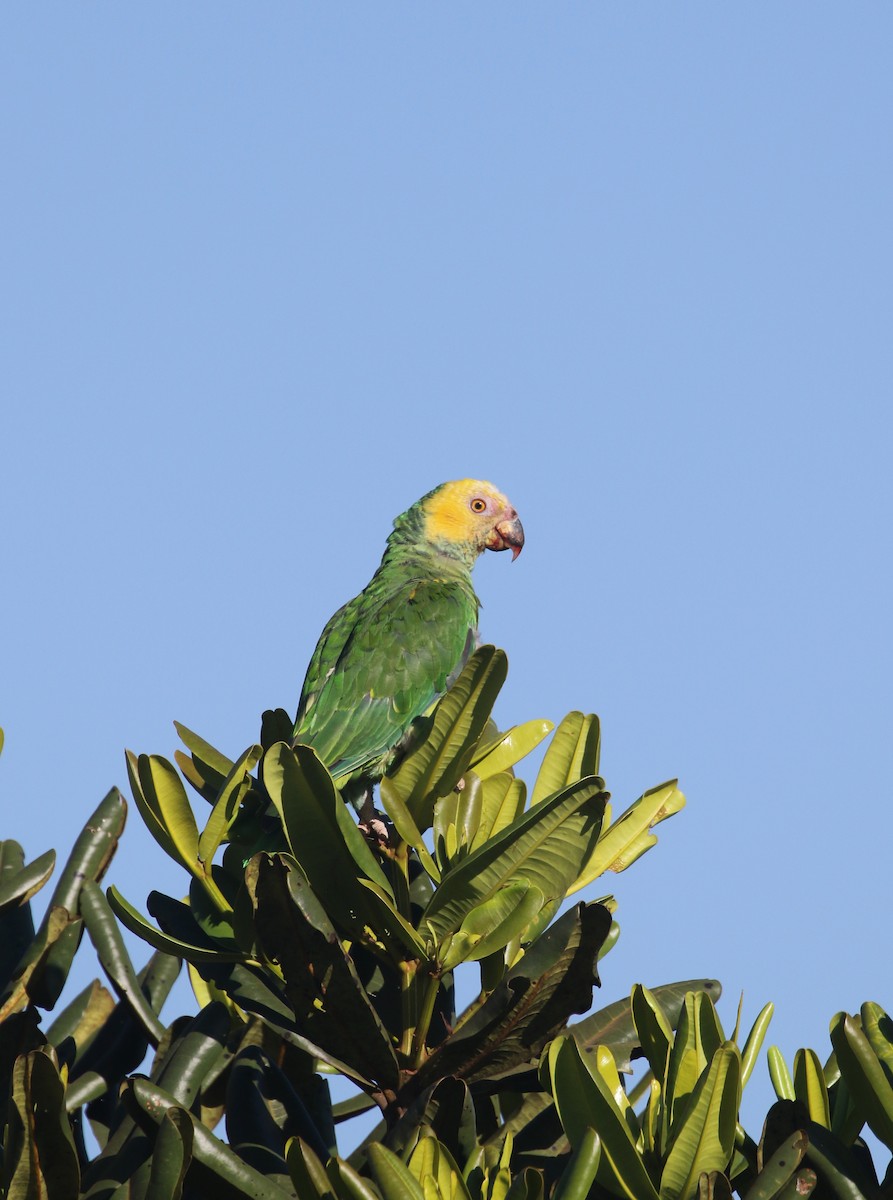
[423,776,606,944]
[830,1011,893,1148]
[798,1119,878,1198]
[660,1043,741,1200]
[264,742,397,948]
[326,1156,383,1200]
[0,848,55,910]
[379,778,441,881]
[107,886,243,963]
[0,843,35,986]
[135,754,200,871]
[470,720,554,780]
[860,1002,893,1088]
[440,881,545,969]
[743,1130,808,1200]
[368,1143,426,1200]
[408,1135,473,1200]
[571,980,722,1073]
[5,1048,80,1199]
[194,958,366,1084]
[45,978,115,1058]
[64,949,180,1112]
[740,1003,774,1088]
[410,902,612,1093]
[80,880,166,1044]
[175,720,235,779]
[794,1049,831,1129]
[128,1077,291,1199]
[547,1035,660,1199]
[553,1127,601,1200]
[531,712,600,804]
[0,907,73,1023]
[472,774,527,850]
[147,1108,194,1200]
[285,1138,329,1199]
[225,1045,332,1170]
[568,780,685,895]
[198,743,263,866]
[18,788,126,1009]
[768,1047,795,1101]
[631,984,674,1089]
[385,646,508,825]
[666,991,726,1126]
[250,854,400,1091]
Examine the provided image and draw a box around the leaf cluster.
[0,648,889,1198]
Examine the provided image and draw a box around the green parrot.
[293,478,524,819]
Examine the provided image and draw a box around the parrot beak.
[485,512,525,561]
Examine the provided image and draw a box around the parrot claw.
[357,791,391,847]
[358,815,391,847]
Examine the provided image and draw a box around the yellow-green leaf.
[532,712,600,804]
[568,781,684,895]
[470,720,554,780]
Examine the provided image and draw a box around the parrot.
[292,478,524,823]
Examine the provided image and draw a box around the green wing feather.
[294,572,478,783]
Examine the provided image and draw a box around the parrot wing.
[294,576,477,783]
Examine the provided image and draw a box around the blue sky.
[2,4,891,1145]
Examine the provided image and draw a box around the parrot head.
[421,479,525,563]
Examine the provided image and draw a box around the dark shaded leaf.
[251,854,400,1092]
[3,1047,80,1198]
[80,880,166,1044]
[408,903,611,1098]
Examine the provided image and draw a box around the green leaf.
[440,881,545,969]
[107,886,242,963]
[174,720,235,779]
[422,776,606,945]
[531,712,600,804]
[368,1143,426,1200]
[471,774,527,851]
[793,1049,830,1129]
[741,1130,808,1200]
[666,991,726,1128]
[631,984,674,1087]
[553,1127,601,1200]
[860,1002,893,1089]
[0,848,55,911]
[408,1135,473,1200]
[568,780,685,895]
[5,1048,80,1199]
[198,743,263,867]
[264,742,397,947]
[385,646,508,826]
[767,1047,795,1101]
[130,753,200,872]
[411,902,612,1092]
[660,1043,741,1200]
[547,1035,660,1200]
[249,854,400,1091]
[80,880,166,1044]
[830,1010,893,1149]
[571,980,723,1074]
[146,1107,194,1200]
[379,778,441,882]
[740,1003,774,1088]
[128,1077,291,1199]
[470,720,554,780]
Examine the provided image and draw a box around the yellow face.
[423,479,524,558]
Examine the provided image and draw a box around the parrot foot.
[357,791,390,847]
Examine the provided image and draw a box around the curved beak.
[485,513,525,561]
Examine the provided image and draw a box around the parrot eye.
[470,497,487,513]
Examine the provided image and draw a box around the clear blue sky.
[2,4,891,1144]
